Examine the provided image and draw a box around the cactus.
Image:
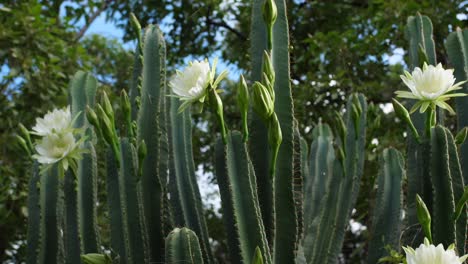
[404,13,437,231]
[26,162,41,264]
[446,28,468,184]
[165,227,204,264]
[39,164,63,264]
[169,98,214,263]
[24,6,468,264]
[136,24,168,263]
[302,94,367,263]
[367,148,404,264]
[430,126,466,254]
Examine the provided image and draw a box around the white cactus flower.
[33,132,78,169]
[169,58,228,112]
[32,106,72,136]
[403,238,468,264]
[30,105,85,172]
[396,63,466,114]
[170,60,211,106]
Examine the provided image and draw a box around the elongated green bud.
[81,253,112,264]
[86,106,100,131]
[416,194,432,243]
[237,75,249,141]
[209,90,228,144]
[15,135,31,156]
[96,104,120,157]
[455,127,468,145]
[121,89,133,138]
[19,123,33,151]
[129,13,142,38]
[453,186,468,221]
[392,99,420,143]
[101,91,114,123]
[268,113,282,178]
[262,0,277,27]
[251,247,264,264]
[262,0,277,50]
[121,90,131,121]
[252,82,274,122]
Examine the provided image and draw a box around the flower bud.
[15,135,30,156]
[101,91,114,122]
[96,104,115,147]
[209,90,228,143]
[453,186,468,221]
[121,90,131,120]
[237,75,250,141]
[237,75,249,113]
[455,127,468,145]
[252,82,274,122]
[392,99,421,143]
[251,246,264,264]
[416,194,432,243]
[268,113,282,149]
[19,123,33,151]
[86,106,100,131]
[129,13,142,38]
[81,253,112,264]
[262,0,277,29]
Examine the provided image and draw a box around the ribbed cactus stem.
[165,228,204,264]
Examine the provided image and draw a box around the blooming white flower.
[403,238,468,264]
[170,60,211,104]
[30,105,85,172]
[396,63,466,114]
[169,58,228,112]
[32,106,72,136]
[33,132,77,165]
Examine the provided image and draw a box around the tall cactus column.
[136,25,168,263]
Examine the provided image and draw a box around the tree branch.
[206,17,247,41]
[75,1,110,41]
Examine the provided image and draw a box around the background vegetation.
[0,0,466,262]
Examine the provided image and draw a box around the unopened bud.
[268,113,282,149]
[121,90,131,121]
[237,75,249,114]
[129,13,142,37]
[18,123,33,151]
[209,90,228,143]
[15,135,30,156]
[96,104,115,146]
[237,75,250,141]
[453,186,468,221]
[416,194,432,243]
[262,0,277,29]
[81,253,112,264]
[251,246,264,264]
[101,91,114,122]
[252,82,274,122]
[455,127,468,145]
[392,99,420,142]
[86,106,100,131]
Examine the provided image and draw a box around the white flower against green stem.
[169,58,228,112]
[403,238,468,264]
[33,132,79,169]
[30,105,85,173]
[396,63,466,114]
[31,106,72,136]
